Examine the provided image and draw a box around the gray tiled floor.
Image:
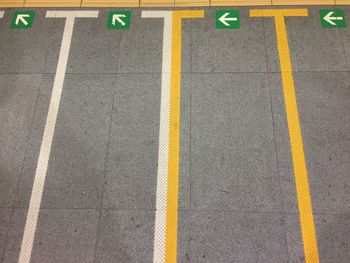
[15,74,115,209]
[2,208,99,263]
[0,6,349,263]
[340,6,350,71]
[285,213,350,263]
[95,210,155,263]
[190,211,288,263]
[103,74,160,210]
[0,209,11,261]
[190,73,281,212]
[0,10,53,74]
[192,8,267,73]
[0,75,41,207]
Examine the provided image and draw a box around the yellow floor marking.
[251,9,319,263]
[175,0,209,7]
[0,0,348,7]
[165,10,204,263]
[140,0,174,7]
[272,0,335,5]
[82,0,139,7]
[0,0,24,7]
[25,0,82,7]
[335,0,350,4]
[211,0,272,6]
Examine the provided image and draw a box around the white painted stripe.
[142,11,173,263]
[0,11,4,18]
[18,11,99,263]
[46,10,99,18]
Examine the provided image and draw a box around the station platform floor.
[0,4,349,263]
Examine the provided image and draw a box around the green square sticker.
[11,11,35,29]
[216,10,240,29]
[320,9,346,28]
[107,11,131,30]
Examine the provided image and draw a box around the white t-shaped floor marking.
[18,11,99,263]
[142,11,173,263]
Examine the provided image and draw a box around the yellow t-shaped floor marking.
[250,9,319,263]
[166,11,204,263]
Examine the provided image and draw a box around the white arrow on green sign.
[107,11,131,30]
[320,9,346,28]
[216,10,240,29]
[11,11,35,29]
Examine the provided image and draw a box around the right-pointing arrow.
[15,14,30,26]
[219,12,237,27]
[324,11,343,26]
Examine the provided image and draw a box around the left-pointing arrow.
[219,12,237,26]
[323,11,343,26]
[16,14,30,25]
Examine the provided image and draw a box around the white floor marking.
[142,11,173,263]
[18,11,99,263]
[0,11,4,18]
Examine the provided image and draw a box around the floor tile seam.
[0,208,155,213]
[0,207,14,263]
[1,206,350,216]
[192,210,350,216]
[262,18,290,257]
[332,1,350,71]
[190,209,285,214]
[189,10,193,261]
[266,73,291,261]
[91,87,117,263]
[11,14,57,208]
[263,7,289,257]
[11,75,43,208]
[1,69,350,75]
[9,23,56,209]
[0,207,289,214]
[339,30,350,71]
[282,211,350,216]
[191,70,350,74]
[41,16,61,77]
[2,3,350,8]
[0,73,44,263]
[0,73,44,76]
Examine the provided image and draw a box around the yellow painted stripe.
[175,0,209,7]
[0,0,24,7]
[25,0,82,7]
[0,0,348,7]
[164,12,180,261]
[335,0,350,4]
[165,10,204,263]
[211,0,272,6]
[140,0,174,7]
[272,0,335,5]
[250,9,319,263]
[82,0,139,7]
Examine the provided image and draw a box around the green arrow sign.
[11,11,35,29]
[107,11,131,30]
[320,9,346,28]
[216,10,240,29]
